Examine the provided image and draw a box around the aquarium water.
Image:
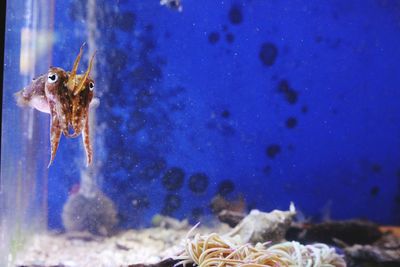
[1,0,400,266]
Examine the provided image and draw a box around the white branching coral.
[173,224,346,267]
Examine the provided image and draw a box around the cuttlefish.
[14,45,96,167]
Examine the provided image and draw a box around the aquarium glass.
[1,0,400,266]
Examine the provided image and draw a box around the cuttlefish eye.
[47,73,58,83]
[89,81,94,91]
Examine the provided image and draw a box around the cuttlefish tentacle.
[55,88,72,137]
[73,51,96,96]
[43,67,71,138]
[82,114,93,166]
[66,43,86,92]
[48,101,62,168]
[63,49,96,138]
[62,88,83,138]
[71,90,86,136]
[63,75,92,138]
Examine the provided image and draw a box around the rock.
[210,194,247,215]
[62,190,118,236]
[287,220,382,246]
[217,209,245,227]
[151,214,188,230]
[345,232,400,267]
[127,258,181,267]
[227,203,296,244]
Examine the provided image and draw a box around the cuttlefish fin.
[74,51,96,96]
[82,115,93,166]
[48,102,62,168]
[66,43,85,91]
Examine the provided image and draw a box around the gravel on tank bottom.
[14,225,228,267]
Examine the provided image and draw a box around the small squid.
[14,45,96,167]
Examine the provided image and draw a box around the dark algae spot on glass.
[221,125,236,136]
[266,144,281,159]
[286,117,298,129]
[217,179,235,196]
[370,186,380,196]
[225,33,235,43]
[110,49,128,70]
[117,12,136,32]
[145,24,153,32]
[263,165,272,175]
[162,167,185,191]
[221,109,231,118]
[371,164,382,173]
[188,173,209,194]
[161,194,181,215]
[139,158,167,181]
[228,5,243,25]
[315,35,323,43]
[208,32,220,44]
[259,43,278,66]
[278,79,298,104]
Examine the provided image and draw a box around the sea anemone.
[173,224,346,267]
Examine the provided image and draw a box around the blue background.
[37,0,400,229]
